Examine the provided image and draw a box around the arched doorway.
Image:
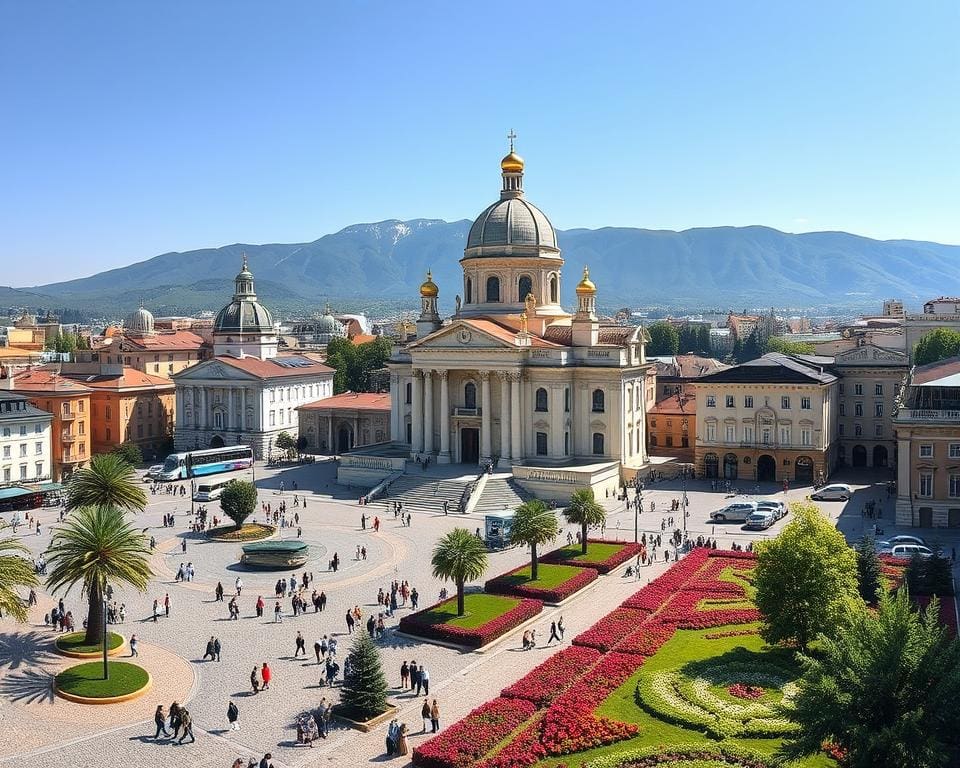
[873,445,889,467]
[795,455,813,483]
[210,435,225,448]
[756,454,776,482]
[723,453,738,481]
[337,425,353,453]
[852,445,867,467]
[704,453,719,479]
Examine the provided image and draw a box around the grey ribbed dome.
[214,300,274,333]
[125,304,154,334]
[466,197,557,250]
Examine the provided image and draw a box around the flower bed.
[665,591,761,630]
[704,628,759,640]
[501,645,601,706]
[398,594,542,649]
[586,744,778,768]
[615,617,676,657]
[573,607,651,652]
[540,539,642,574]
[485,562,598,603]
[621,548,712,611]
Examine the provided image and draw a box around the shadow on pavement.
[0,667,55,704]
[0,630,58,672]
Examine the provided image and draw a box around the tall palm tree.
[65,453,147,514]
[564,488,606,555]
[431,528,489,617]
[509,500,558,580]
[46,506,153,645]
[0,524,39,622]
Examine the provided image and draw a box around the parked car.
[875,535,927,551]
[756,500,787,520]
[744,510,777,530]
[880,543,933,559]
[810,484,852,501]
[710,501,759,523]
[143,464,164,481]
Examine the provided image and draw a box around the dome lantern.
[500,129,524,199]
[419,269,439,298]
[575,266,597,295]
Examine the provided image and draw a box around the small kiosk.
[484,511,515,550]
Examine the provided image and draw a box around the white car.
[810,484,852,501]
[875,535,926,550]
[143,464,164,481]
[756,500,787,520]
[744,511,776,530]
[880,543,933,559]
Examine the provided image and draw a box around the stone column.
[511,373,522,463]
[498,371,512,467]
[390,374,401,442]
[201,387,208,430]
[226,387,234,431]
[423,370,434,455]
[438,371,451,463]
[354,417,360,449]
[411,370,423,455]
[480,371,492,462]
[327,414,334,454]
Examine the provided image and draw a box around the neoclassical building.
[172,258,334,458]
[371,145,653,497]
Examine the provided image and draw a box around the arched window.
[464,382,477,409]
[518,275,533,303]
[486,275,500,302]
[549,274,559,303]
[465,278,473,304]
[592,432,605,455]
[535,387,548,412]
[405,382,412,405]
[592,388,605,413]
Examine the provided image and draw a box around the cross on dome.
[507,129,517,152]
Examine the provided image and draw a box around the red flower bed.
[573,607,649,652]
[477,717,546,768]
[728,683,764,699]
[539,697,639,755]
[501,645,601,706]
[616,617,676,657]
[621,548,711,611]
[661,590,760,629]
[681,556,753,596]
[540,539,642,574]
[412,697,537,768]
[555,651,646,711]
[705,628,759,640]
[399,597,543,649]
[708,549,757,561]
[485,564,598,604]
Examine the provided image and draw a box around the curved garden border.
[54,663,152,705]
[206,523,277,542]
[54,632,127,659]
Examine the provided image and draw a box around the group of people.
[152,701,194,744]
[398,659,431,694]
[175,562,196,582]
[45,601,75,632]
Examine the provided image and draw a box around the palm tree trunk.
[581,523,588,555]
[85,581,104,646]
[530,544,538,581]
[457,580,465,617]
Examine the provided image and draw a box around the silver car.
[756,500,787,520]
[744,511,776,530]
[810,484,852,501]
[710,501,759,523]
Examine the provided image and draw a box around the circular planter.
[55,632,127,659]
[54,661,152,704]
[207,523,276,543]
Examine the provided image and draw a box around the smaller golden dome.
[575,266,597,295]
[501,151,524,173]
[420,269,439,298]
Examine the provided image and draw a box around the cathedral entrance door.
[460,428,480,464]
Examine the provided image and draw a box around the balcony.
[452,407,481,417]
[60,412,76,421]
[61,433,77,444]
[61,454,83,464]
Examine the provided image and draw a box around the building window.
[875,383,883,396]
[838,423,844,436]
[35,442,42,455]
[855,402,863,417]
[35,461,43,478]
[951,444,960,459]
[780,427,791,445]
[518,275,533,302]
[920,444,933,458]
[681,436,689,447]
[1,468,7,482]
[725,395,734,408]
[105,405,111,420]
[801,428,811,446]
[875,424,883,437]
[706,395,716,408]
[269,411,275,427]
[549,274,558,304]
[564,388,570,413]
[137,424,144,438]
[650,419,657,428]
[2,446,9,458]
[536,432,548,456]
[465,277,473,304]
[839,382,844,394]
[35,423,42,433]
[874,403,883,418]
[592,389,605,413]
[592,432,605,455]
[78,400,84,412]
[19,425,26,436]
[486,276,501,303]
[801,397,811,410]
[405,382,412,404]
[725,425,735,443]
[744,396,753,408]
[464,382,477,409]
[950,475,960,498]
[781,396,790,409]
[762,428,771,445]
[839,403,845,416]
[665,435,673,447]
[19,444,27,457]
[270,390,276,403]
[535,387,548,412]
[20,465,27,480]
[744,426,754,443]
[854,424,862,436]
[919,472,934,498]
[650,434,658,446]
[706,423,717,442]
[854,383,863,395]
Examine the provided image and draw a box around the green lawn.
[547,542,626,563]
[55,631,125,655]
[416,593,522,629]
[497,563,585,589]
[56,661,149,698]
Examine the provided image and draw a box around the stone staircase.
[374,472,477,515]
[472,474,533,516]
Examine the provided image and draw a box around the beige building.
[297,392,391,453]
[893,357,960,528]
[904,297,960,359]
[694,353,839,484]
[832,345,908,469]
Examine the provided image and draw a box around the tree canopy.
[645,322,679,356]
[340,629,389,720]
[111,442,143,467]
[65,453,147,514]
[509,500,558,580]
[563,488,606,555]
[855,535,883,603]
[765,336,815,355]
[431,527,488,616]
[274,431,297,458]
[914,327,960,366]
[0,523,39,622]
[753,502,859,650]
[220,479,258,529]
[325,336,392,394]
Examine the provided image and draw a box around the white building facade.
[0,391,53,485]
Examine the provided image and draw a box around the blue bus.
[156,446,253,481]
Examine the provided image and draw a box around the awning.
[0,487,35,501]
[29,482,64,493]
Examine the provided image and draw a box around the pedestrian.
[548,620,561,644]
[345,609,355,634]
[400,660,409,690]
[421,664,430,695]
[235,576,243,596]
[214,636,221,661]
[164,592,171,617]
[274,601,283,623]
[152,598,159,622]
[129,633,139,657]
[227,700,240,731]
[170,701,183,738]
[430,699,440,733]
[203,636,216,661]
[250,666,261,694]
[557,616,565,640]
[261,662,271,690]
[411,661,421,694]
[176,708,194,744]
[295,631,306,658]
[259,753,274,768]
[153,704,170,738]
[421,698,431,733]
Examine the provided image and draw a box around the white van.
[193,480,229,502]
[882,543,933,560]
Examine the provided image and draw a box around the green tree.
[678,324,698,354]
[340,629,389,720]
[274,431,296,458]
[563,488,607,555]
[645,322,679,356]
[325,336,392,394]
[739,328,761,362]
[731,337,743,363]
[914,327,960,366]
[219,479,258,529]
[431,528,489,616]
[696,325,712,356]
[65,453,147,514]
[782,589,960,768]
[45,506,152,645]
[111,442,143,467]
[0,523,40,622]
[765,336,816,355]
[753,502,859,651]
[509,500,558,580]
[855,535,883,603]
[907,552,955,597]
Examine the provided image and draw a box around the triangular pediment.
[173,359,260,381]
[834,345,908,366]
[408,319,521,351]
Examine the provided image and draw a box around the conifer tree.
[340,629,389,720]
[855,535,883,603]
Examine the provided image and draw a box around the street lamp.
[102,588,109,680]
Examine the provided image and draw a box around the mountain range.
[3,220,958,317]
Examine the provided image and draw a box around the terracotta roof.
[65,367,174,390]
[462,319,563,348]
[12,368,93,393]
[216,355,335,380]
[649,392,695,415]
[352,334,379,345]
[0,346,42,359]
[341,318,364,337]
[674,355,729,378]
[299,392,391,411]
[121,330,205,350]
[541,325,637,347]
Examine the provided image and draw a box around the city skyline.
[2,1,958,285]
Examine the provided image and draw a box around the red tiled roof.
[299,392,391,411]
[675,355,729,378]
[352,334,379,345]
[462,319,563,348]
[12,368,93,393]
[649,393,695,415]
[122,331,205,350]
[216,355,335,380]
[65,367,174,390]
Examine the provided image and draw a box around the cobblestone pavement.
[0,460,938,768]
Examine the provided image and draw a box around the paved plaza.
[0,459,949,768]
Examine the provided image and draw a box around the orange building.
[647,392,696,462]
[12,368,93,481]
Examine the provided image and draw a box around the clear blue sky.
[1,1,957,285]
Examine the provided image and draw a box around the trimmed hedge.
[540,539,642,574]
[398,595,542,649]
[485,563,598,603]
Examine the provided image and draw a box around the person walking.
[235,576,243,596]
[345,609,355,634]
[152,598,159,622]
[153,704,170,738]
[421,698,431,733]
[400,660,409,690]
[215,581,224,601]
[256,595,264,618]
[420,665,430,695]
[547,620,561,645]
[250,666,261,694]
[259,754,274,768]
[274,601,283,623]
[164,592,171,617]
[411,661,421,694]
[169,701,183,739]
[314,638,323,664]
[203,636,216,661]
[430,699,440,733]
[261,662,272,690]
[557,616,565,640]
[294,631,306,658]
[129,633,139,657]
[214,636,221,661]
[227,700,240,731]
[177,708,195,744]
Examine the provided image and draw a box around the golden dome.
[575,266,597,295]
[419,269,439,298]
[501,151,524,173]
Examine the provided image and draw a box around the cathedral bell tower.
[416,270,442,338]
[571,266,600,347]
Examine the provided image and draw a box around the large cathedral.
[379,143,655,497]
